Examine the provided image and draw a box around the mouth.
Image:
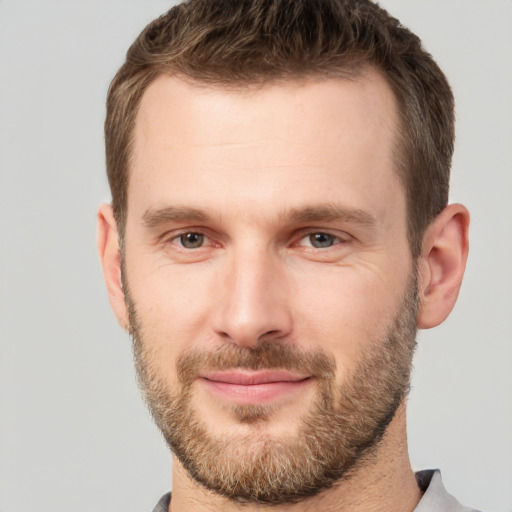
[198,370,312,404]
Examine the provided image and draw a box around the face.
[123,72,418,503]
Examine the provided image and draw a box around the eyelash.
[296,232,343,249]
[169,231,215,249]
[166,230,348,250]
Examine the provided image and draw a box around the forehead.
[134,69,399,152]
[129,71,403,224]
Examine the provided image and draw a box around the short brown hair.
[105,0,454,257]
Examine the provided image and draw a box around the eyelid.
[168,230,207,246]
[162,227,227,251]
[176,232,205,248]
[293,229,351,248]
[158,227,350,250]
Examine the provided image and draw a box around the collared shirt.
[152,469,481,512]
[415,470,481,512]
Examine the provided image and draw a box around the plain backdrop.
[1,1,511,511]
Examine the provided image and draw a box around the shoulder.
[152,492,171,512]
[415,470,482,512]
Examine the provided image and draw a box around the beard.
[125,274,418,505]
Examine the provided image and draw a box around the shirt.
[152,469,481,511]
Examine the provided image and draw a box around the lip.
[199,370,311,404]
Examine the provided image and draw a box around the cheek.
[290,265,406,370]
[127,263,217,372]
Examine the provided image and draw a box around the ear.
[417,203,470,329]
[97,203,129,330]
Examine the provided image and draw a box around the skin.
[98,69,469,511]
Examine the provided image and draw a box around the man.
[97,0,474,510]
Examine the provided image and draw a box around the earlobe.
[417,204,470,329]
[97,204,129,331]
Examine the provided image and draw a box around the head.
[99,0,469,506]
[105,0,455,259]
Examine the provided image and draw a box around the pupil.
[310,233,334,248]
[181,233,203,248]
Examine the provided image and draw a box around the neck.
[169,404,421,512]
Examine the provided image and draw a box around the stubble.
[126,275,418,505]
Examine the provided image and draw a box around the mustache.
[176,342,336,386]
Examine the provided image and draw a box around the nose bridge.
[212,240,292,347]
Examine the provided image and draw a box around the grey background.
[1,1,511,511]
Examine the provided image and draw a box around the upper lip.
[200,370,310,385]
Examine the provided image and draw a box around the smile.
[199,370,312,404]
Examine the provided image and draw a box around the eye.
[299,232,341,248]
[176,232,205,249]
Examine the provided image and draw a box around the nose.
[211,246,293,348]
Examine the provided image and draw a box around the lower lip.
[200,378,311,404]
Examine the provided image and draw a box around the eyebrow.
[142,206,212,228]
[142,203,377,229]
[286,204,377,227]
